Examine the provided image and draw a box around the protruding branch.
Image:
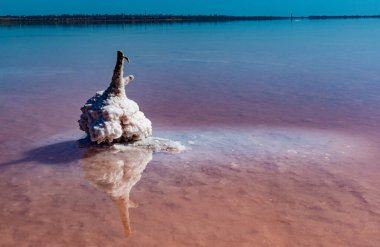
[123,75,134,86]
[109,50,133,96]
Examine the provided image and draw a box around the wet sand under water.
[0,127,379,247]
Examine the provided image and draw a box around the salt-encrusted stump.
[79,51,152,143]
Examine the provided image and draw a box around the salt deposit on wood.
[79,51,152,144]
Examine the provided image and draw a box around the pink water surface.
[0,20,380,246]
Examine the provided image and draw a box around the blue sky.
[1,0,380,16]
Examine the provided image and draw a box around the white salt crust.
[79,51,152,144]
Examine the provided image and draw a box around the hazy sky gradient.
[2,0,380,16]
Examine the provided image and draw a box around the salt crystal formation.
[79,51,152,143]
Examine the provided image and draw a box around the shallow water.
[0,20,380,246]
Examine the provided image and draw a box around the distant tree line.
[308,15,380,19]
[0,14,379,25]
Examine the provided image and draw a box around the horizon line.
[2,13,380,17]
[1,14,380,25]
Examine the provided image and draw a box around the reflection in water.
[80,146,152,238]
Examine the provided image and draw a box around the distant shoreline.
[1,14,380,25]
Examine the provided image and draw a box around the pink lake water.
[0,20,380,246]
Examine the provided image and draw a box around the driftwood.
[79,51,152,143]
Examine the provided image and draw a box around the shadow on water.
[0,136,154,239]
[0,140,84,167]
[80,146,153,239]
